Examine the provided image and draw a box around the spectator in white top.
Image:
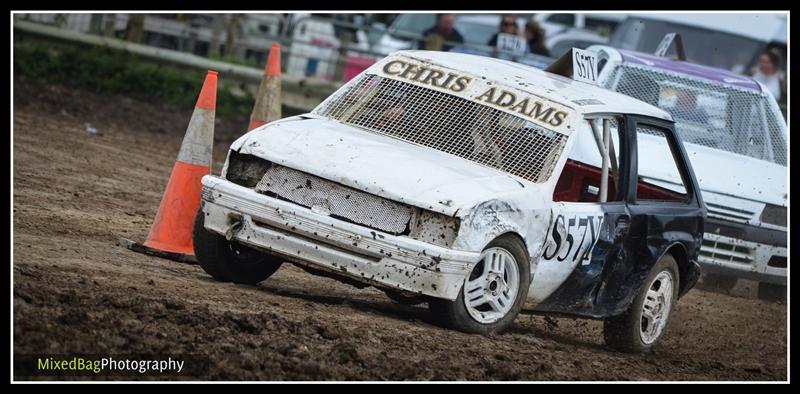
[751,49,782,101]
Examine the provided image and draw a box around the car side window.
[635,125,689,203]
[553,117,623,203]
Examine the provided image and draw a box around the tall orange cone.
[119,70,218,263]
[248,43,282,131]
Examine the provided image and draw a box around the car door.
[530,114,705,317]
[606,115,705,305]
[529,115,639,316]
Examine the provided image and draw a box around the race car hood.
[639,139,787,207]
[231,116,534,217]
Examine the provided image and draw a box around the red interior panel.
[554,160,686,203]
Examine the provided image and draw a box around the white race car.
[195,50,705,352]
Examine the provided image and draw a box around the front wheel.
[429,234,530,335]
[193,211,283,285]
[604,254,680,353]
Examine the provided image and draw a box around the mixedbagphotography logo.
[14,354,209,379]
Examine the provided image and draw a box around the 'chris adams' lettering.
[474,87,568,127]
[382,59,472,93]
[382,57,569,128]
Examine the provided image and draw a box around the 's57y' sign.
[542,214,604,265]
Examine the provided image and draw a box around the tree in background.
[209,15,225,57]
[125,14,146,43]
[224,14,245,58]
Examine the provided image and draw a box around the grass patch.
[208,52,265,69]
[14,42,256,116]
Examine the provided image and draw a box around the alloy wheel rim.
[639,270,674,345]
[463,247,520,324]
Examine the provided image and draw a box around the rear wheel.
[604,254,680,353]
[193,211,283,285]
[429,235,530,335]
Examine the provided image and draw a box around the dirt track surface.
[13,79,787,381]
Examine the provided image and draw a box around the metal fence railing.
[13,13,558,85]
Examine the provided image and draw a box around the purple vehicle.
[585,45,786,300]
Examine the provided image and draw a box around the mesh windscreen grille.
[314,74,568,183]
[602,63,786,166]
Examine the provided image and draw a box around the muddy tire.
[193,211,282,285]
[429,234,530,335]
[604,254,680,353]
[757,282,786,302]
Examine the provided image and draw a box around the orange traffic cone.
[248,43,282,131]
[119,70,218,263]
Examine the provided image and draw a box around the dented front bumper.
[199,175,481,300]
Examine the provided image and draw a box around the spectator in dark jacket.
[420,14,464,51]
[524,20,550,57]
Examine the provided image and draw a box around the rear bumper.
[698,232,786,285]
[199,175,481,300]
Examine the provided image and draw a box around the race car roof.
[616,49,762,92]
[391,50,673,122]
